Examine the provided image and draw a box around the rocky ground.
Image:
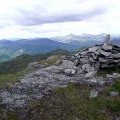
[0,41,120,119]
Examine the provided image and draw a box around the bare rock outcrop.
[0,35,120,109]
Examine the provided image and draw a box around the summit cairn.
[102,34,113,51]
[104,34,111,45]
[67,34,120,77]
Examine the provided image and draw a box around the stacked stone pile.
[67,35,120,74]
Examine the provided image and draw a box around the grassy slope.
[39,55,61,66]
[25,80,120,120]
[1,80,120,120]
[0,49,69,88]
[0,49,69,74]
[0,67,120,120]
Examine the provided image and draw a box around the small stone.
[106,74,117,79]
[87,78,97,84]
[71,56,76,61]
[113,73,119,76]
[0,91,11,98]
[74,59,79,66]
[92,53,98,59]
[15,100,25,108]
[80,58,89,64]
[82,64,92,72]
[96,76,105,85]
[69,80,76,83]
[74,53,80,58]
[3,97,14,104]
[89,57,95,62]
[85,71,97,79]
[98,80,106,85]
[64,69,76,75]
[60,60,77,70]
[89,90,98,98]
[109,91,119,97]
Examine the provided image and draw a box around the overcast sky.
[0,0,119,39]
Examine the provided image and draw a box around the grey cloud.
[15,7,106,26]
[20,26,60,33]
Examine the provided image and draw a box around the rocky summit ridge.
[67,34,120,76]
[0,35,120,109]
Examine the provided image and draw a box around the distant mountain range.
[0,34,120,63]
[52,34,106,42]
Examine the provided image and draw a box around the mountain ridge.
[0,34,120,63]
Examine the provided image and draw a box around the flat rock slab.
[89,46,100,52]
[99,49,111,56]
[102,44,113,51]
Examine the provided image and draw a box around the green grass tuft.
[39,55,61,66]
[98,66,120,76]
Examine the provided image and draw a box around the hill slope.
[0,49,69,74]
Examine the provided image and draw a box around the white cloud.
[0,0,119,39]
